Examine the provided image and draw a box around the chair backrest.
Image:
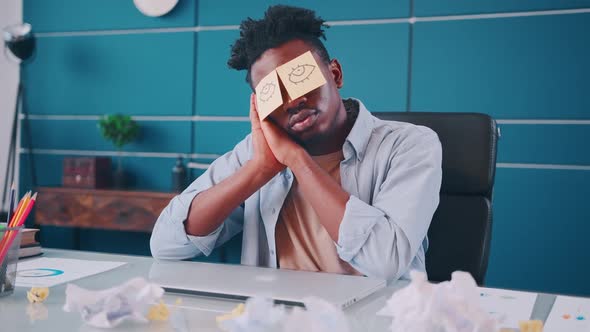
[373,112,499,285]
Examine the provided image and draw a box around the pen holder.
[0,225,23,297]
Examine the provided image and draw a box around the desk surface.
[0,249,557,332]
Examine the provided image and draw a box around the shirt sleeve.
[150,134,253,260]
[336,128,443,282]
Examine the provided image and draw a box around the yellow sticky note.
[215,303,245,324]
[27,287,49,303]
[519,320,544,332]
[255,69,283,120]
[147,300,170,321]
[276,50,326,101]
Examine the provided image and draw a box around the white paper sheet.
[544,295,589,332]
[15,257,126,287]
[477,287,537,328]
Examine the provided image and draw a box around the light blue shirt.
[150,99,442,283]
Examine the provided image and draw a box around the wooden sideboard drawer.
[35,187,176,232]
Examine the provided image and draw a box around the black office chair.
[373,112,499,285]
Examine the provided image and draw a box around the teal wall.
[21,1,590,295]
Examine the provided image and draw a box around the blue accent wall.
[21,1,589,296]
[411,14,590,119]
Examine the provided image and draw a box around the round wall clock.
[133,0,178,17]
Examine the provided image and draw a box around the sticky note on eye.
[276,51,327,101]
[255,50,327,120]
[255,69,284,120]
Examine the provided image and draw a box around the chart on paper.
[16,257,126,287]
[477,287,537,328]
[544,295,589,332]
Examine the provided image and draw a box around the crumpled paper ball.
[217,297,286,332]
[27,287,49,303]
[27,303,49,322]
[63,277,164,328]
[283,297,350,332]
[378,271,497,332]
[216,296,350,332]
[147,300,170,321]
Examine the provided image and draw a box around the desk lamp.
[1,23,36,218]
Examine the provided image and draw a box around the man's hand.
[254,95,349,242]
[258,109,305,168]
[184,95,283,237]
[250,93,285,177]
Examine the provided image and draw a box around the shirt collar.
[343,98,374,161]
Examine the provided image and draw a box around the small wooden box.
[63,157,111,189]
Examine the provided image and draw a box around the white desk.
[0,249,557,331]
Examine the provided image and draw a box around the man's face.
[250,39,344,145]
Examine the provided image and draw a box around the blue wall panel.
[411,14,590,119]
[415,0,590,16]
[198,1,410,26]
[37,226,78,250]
[111,157,183,191]
[326,24,409,112]
[23,33,195,116]
[497,124,590,165]
[79,229,151,255]
[195,30,251,116]
[194,122,251,155]
[23,0,197,32]
[486,168,590,296]
[24,120,191,154]
[19,154,63,190]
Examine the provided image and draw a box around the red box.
[62,157,111,188]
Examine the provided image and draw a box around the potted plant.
[98,114,140,188]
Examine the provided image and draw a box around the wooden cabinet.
[35,187,176,232]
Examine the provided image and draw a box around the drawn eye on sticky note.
[259,82,277,102]
[276,50,327,101]
[288,64,316,84]
[255,69,283,120]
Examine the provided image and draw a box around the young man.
[150,5,442,283]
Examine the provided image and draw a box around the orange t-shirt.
[275,150,361,276]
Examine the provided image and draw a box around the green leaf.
[97,114,140,150]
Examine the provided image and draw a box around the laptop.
[149,260,386,309]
